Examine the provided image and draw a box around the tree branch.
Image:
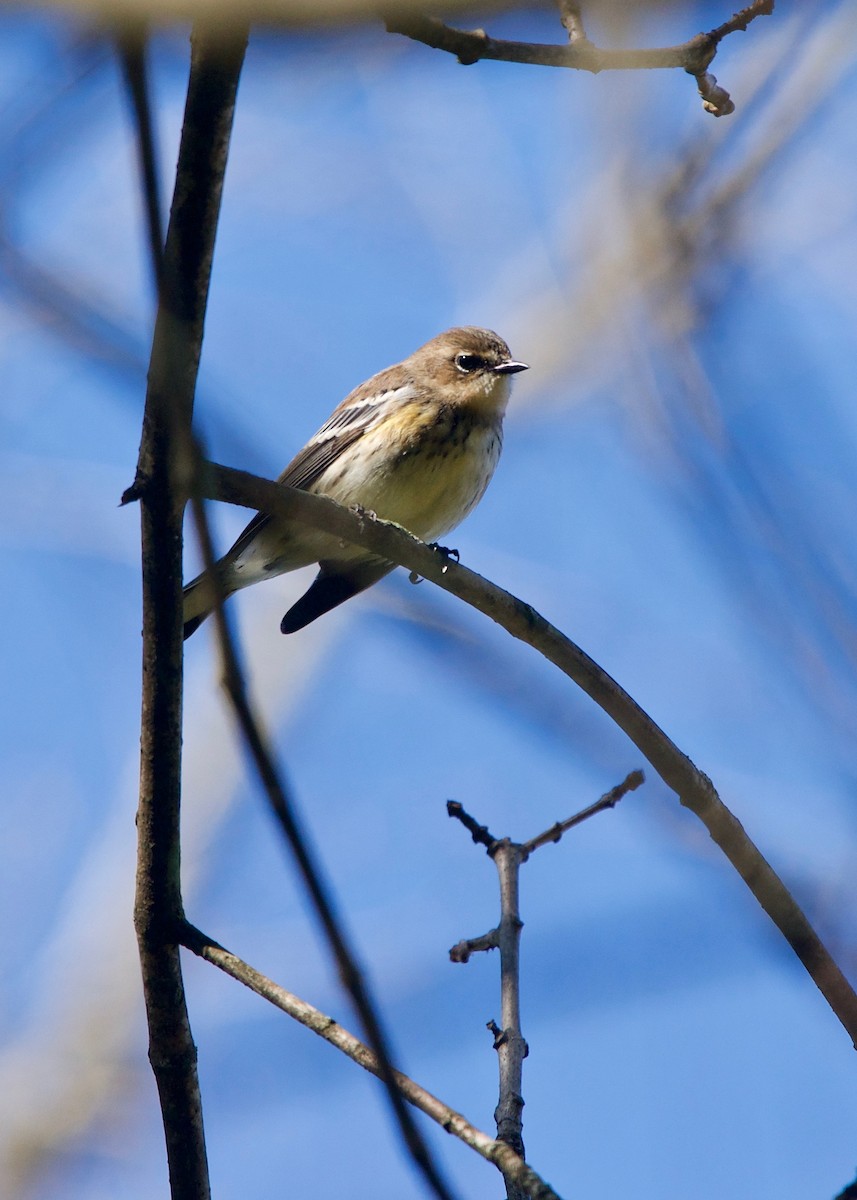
[489,839,528,1200]
[386,1,775,117]
[447,778,638,1197]
[179,921,564,1200]
[130,27,248,1200]
[200,461,857,1047]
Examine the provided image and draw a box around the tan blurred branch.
[387,0,775,117]
[179,921,565,1200]
[8,0,528,29]
[202,459,857,1048]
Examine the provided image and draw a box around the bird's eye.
[455,353,484,374]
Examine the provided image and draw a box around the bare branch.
[180,922,565,1200]
[386,1,775,117]
[489,840,528,1198]
[200,461,857,1047]
[521,769,644,857]
[129,25,248,1200]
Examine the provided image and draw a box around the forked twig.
[448,776,641,1200]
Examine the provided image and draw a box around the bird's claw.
[349,503,378,521]
[429,543,459,574]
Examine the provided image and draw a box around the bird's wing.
[224,382,415,563]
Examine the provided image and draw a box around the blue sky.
[2,4,857,1198]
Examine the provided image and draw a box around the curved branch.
[386,0,776,118]
[200,461,857,1048]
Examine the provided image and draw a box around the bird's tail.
[182,570,234,640]
[280,560,394,634]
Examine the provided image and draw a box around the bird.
[182,326,528,638]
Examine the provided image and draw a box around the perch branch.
[386,0,775,117]
[200,461,857,1047]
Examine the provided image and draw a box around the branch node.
[487,1019,507,1049]
[450,929,499,963]
[694,70,736,117]
[120,474,147,505]
[458,27,487,66]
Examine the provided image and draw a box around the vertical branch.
[128,24,249,1200]
[449,780,641,1200]
[491,841,528,1200]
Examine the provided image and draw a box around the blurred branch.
[202,460,857,1047]
[23,0,531,27]
[116,24,165,287]
[131,25,248,1200]
[387,0,776,117]
[179,921,564,1200]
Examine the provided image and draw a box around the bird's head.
[413,326,528,414]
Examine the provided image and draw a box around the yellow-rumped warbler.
[183,326,528,637]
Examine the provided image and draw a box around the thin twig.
[179,922,565,1200]
[446,799,498,850]
[200,461,857,1048]
[386,1,775,117]
[129,25,249,1200]
[521,770,644,857]
[450,929,499,964]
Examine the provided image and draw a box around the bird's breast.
[319,406,503,542]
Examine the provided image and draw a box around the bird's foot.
[429,543,459,574]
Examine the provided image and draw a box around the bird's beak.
[493,360,529,375]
